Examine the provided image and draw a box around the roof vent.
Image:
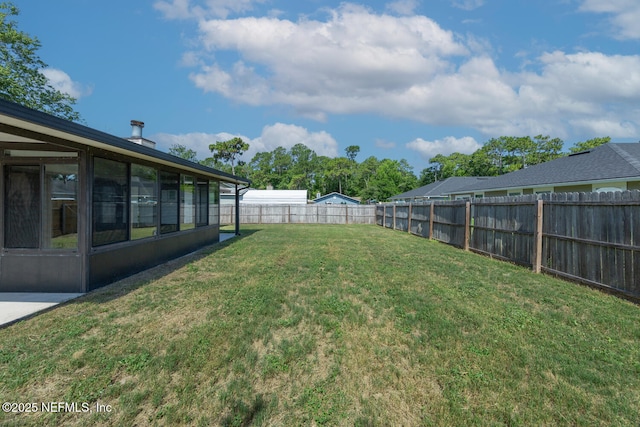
[127,120,155,149]
[130,120,144,138]
[568,149,591,157]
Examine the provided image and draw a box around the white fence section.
[221,204,376,225]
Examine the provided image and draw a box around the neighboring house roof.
[241,189,308,204]
[313,192,360,204]
[390,177,490,200]
[452,143,640,193]
[0,99,250,186]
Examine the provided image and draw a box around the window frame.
[3,157,80,252]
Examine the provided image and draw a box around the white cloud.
[375,139,397,149]
[191,3,468,112]
[451,0,485,11]
[580,0,640,39]
[154,0,194,19]
[154,0,265,19]
[42,68,92,99]
[406,136,481,161]
[250,123,339,158]
[386,0,419,16]
[152,123,338,163]
[511,51,640,137]
[568,117,637,137]
[176,2,640,142]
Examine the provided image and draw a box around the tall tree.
[208,137,249,175]
[355,156,380,201]
[168,143,198,163]
[248,151,275,189]
[530,134,564,165]
[368,159,417,202]
[0,2,81,121]
[569,137,611,154]
[427,152,472,180]
[325,157,352,194]
[345,145,360,162]
[289,143,318,190]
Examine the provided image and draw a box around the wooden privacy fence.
[221,204,376,225]
[377,191,640,300]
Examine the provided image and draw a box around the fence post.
[408,203,412,234]
[393,204,397,230]
[532,199,544,273]
[288,204,291,224]
[429,202,434,239]
[464,201,471,251]
[346,205,349,225]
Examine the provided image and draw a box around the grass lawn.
[1,224,639,426]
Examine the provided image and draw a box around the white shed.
[241,189,308,204]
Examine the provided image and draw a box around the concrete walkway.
[0,233,239,328]
[0,293,83,327]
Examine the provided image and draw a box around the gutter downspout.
[235,183,250,235]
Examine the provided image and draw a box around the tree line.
[169,135,611,203]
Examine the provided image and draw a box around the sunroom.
[0,99,249,293]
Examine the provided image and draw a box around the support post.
[408,203,412,234]
[393,204,397,230]
[464,201,471,251]
[235,184,240,235]
[429,202,435,239]
[532,199,544,273]
[383,205,387,228]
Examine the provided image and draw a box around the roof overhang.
[0,100,251,186]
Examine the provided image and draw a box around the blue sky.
[17,0,640,172]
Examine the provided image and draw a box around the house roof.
[0,99,250,185]
[452,143,640,193]
[313,192,360,204]
[390,177,490,200]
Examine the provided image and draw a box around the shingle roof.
[313,192,360,203]
[390,177,490,199]
[0,99,250,185]
[453,143,640,192]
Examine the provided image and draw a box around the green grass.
[1,224,639,426]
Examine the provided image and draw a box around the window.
[196,179,208,227]
[180,175,195,230]
[4,163,78,250]
[4,165,40,248]
[45,164,78,249]
[131,164,157,239]
[160,171,179,234]
[93,158,128,246]
[595,186,623,193]
[209,180,219,225]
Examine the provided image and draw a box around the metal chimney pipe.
[130,120,144,138]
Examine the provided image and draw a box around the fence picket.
[376,191,640,300]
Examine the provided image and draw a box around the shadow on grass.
[76,228,262,306]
